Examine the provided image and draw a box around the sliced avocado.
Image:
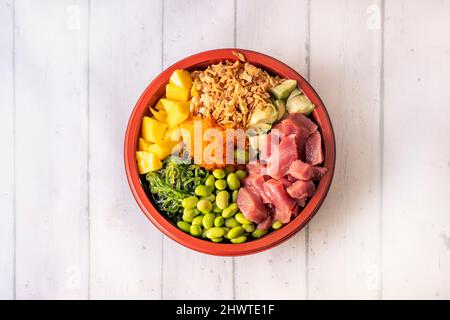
[286,94,315,115]
[273,99,286,120]
[249,103,278,126]
[269,79,297,99]
[248,122,272,134]
[287,88,303,101]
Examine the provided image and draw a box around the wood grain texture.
[308,0,382,299]
[161,0,235,300]
[234,0,308,300]
[383,0,450,299]
[89,0,163,299]
[14,0,89,299]
[0,0,14,299]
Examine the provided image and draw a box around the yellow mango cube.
[141,116,167,143]
[154,99,164,111]
[138,137,153,151]
[150,107,167,123]
[160,99,190,128]
[147,141,180,160]
[169,70,193,89]
[166,83,190,102]
[191,83,199,97]
[164,126,182,142]
[136,151,162,174]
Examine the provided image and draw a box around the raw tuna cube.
[263,179,296,224]
[237,187,268,223]
[286,180,316,200]
[305,131,324,165]
[266,134,298,179]
[243,174,272,204]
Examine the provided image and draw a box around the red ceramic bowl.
[124,48,335,256]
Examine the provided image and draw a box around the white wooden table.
[1,0,449,300]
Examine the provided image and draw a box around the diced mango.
[164,126,182,142]
[179,118,195,154]
[166,83,190,102]
[147,141,180,160]
[191,83,199,97]
[138,137,153,151]
[136,151,162,174]
[170,70,193,89]
[154,99,164,111]
[150,107,167,123]
[141,116,167,143]
[161,99,190,128]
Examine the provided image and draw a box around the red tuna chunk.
[286,180,316,200]
[243,174,271,204]
[279,113,318,157]
[237,187,268,223]
[246,162,266,176]
[305,131,324,165]
[263,179,296,224]
[257,213,274,231]
[266,134,298,179]
[289,160,329,181]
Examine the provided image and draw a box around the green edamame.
[272,220,283,230]
[202,213,215,229]
[212,169,225,179]
[189,225,202,237]
[181,196,198,209]
[226,173,241,190]
[211,237,223,243]
[251,229,268,238]
[206,227,226,239]
[224,165,236,175]
[202,194,215,202]
[235,213,251,225]
[235,169,248,181]
[227,226,245,239]
[195,185,211,197]
[216,191,230,210]
[214,216,225,227]
[232,190,239,203]
[242,223,255,233]
[214,179,227,190]
[177,221,191,233]
[235,149,249,164]
[221,203,238,218]
[231,235,247,244]
[191,215,204,226]
[197,199,212,213]
[205,175,216,190]
[212,203,223,213]
[225,217,240,228]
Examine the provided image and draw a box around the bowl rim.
[124,48,336,256]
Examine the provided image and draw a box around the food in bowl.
[135,52,328,244]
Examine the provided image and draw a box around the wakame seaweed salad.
[144,157,209,223]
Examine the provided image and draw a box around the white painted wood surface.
[1,0,449,300]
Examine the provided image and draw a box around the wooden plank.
[161,0,235,300]
[308,0,382,299]
[89,0,163,299]
[14,0,89,299]
[383,0,450,299]
[234,0,308,300]
[0,0,14,299]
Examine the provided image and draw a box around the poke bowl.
[124,48,335,256]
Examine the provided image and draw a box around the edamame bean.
[227,226,245,239]
[214,216,224,227]
[182,213,194,223]
[251,229,268,238]
[190,225,202,237]
[201,228,208,239]
[226,173,241,191]
[192,215,204,226]
[225,217,240,228]
[205,175,216,191]
[197,199,212,213]
[216,191,230,210]
[195,185,211,197]
[212,203,223,213]
[202,194,215,202]
[202,213,215,229]
[212,169,225,179]
[235,149,249,164]
[222,227,231,239]
[231,235,247,244]
[206,227,226,239]
[211,237,223,243]
[177,221,191,233]
[272,220,283,230]
[181,196,198,209]
[235,213,251,225]
[232,190,239,203]
[214,179,227,191]
[242,223,255,233]
[221,203,238,218]
[224,165,235,175]
[235,169,248,181]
